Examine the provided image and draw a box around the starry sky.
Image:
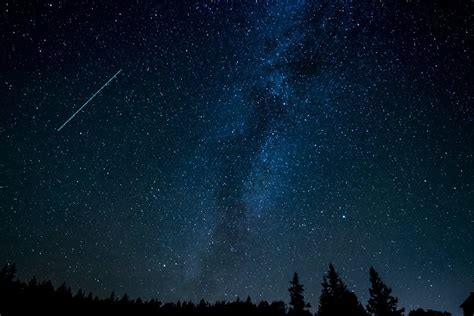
[1,0,473,315]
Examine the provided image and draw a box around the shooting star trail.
[57,69,122,132]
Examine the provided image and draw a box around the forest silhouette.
[0,262,453,316]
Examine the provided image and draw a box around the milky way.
[1,1,473,315]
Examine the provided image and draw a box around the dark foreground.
[0,263,453,316]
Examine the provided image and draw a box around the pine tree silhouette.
[120,293,130,304]
[318,263,367,316]
[55,281,73,301]
[288,272,311,316]
[367,267,404,316]
[75,288,85,302]
[108,291,117,303]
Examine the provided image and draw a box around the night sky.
[1,1,473,315]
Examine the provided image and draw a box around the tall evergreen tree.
[75,289,85,302]
[108,291,116,303]
[55,282,73,301]
[318,264,367,316]
[120,293,130,304]
[0,263,16,284]
[367,267,404,316]
[288,272,311,316]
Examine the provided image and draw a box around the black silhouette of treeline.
[0,263,451,316]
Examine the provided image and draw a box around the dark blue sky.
[1,1,473,315]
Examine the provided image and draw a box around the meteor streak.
[57,69,122,132]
